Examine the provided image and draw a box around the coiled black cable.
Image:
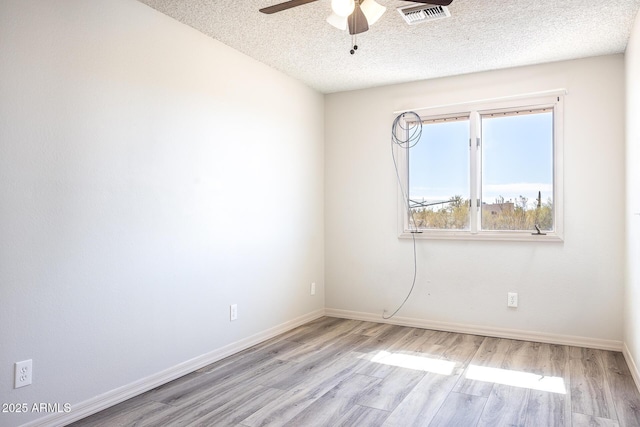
[383,112,423,320]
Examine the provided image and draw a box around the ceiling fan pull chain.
[350,34,358,55]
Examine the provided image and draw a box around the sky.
[408,111,553,208]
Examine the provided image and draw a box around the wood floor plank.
[303,318,364,348]
[385,327,438,352]
[381,327,445,356]
[570,348,617,420]
[281,373,381,427]
[284,317,359,346]
[203,337,285,366]
[536,342,570,378]
[453,336,511,397]
[267,333,369,390]
[502,339,541,372]
[271,340,323,363]
[333,405,390,427]
[611,376,640,427]
[356,366,425,411]
[267,317,341,346]
[438,333,486,369]
[600,351,633,377]
[148,358,293,407]
[195,338,300,375]
[382,371,460,427]
[572,412,621,426]
[353,320,392,337]
[138,385,285,427]
[178,386,286,427]
[356,328,432,378]
[138,362,294,425]
[238,386,323,426]
[428,391,487,427]
[536,342,572,425]
[356,324,418,355]
[599,350,640,427]
[240,351,368,426]
[525,390,568,427]
[68,400,174,427]
[477,383,530,427]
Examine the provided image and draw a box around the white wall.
[325,55,625,344]
[0,1,324,425]
[625,10,640,384]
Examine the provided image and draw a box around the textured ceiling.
[137,0,640,93]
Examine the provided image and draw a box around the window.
[408,117,470,230]
[397,93,563,241]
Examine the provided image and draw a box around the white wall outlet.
[230,304,238,321]
[310,282,316,295]
[14,359,32,388]
[507,292,518,308]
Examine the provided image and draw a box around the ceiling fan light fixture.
[331,0,355,17]
[360,0,386,25]
[326,12,348,30]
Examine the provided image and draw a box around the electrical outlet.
[230,304,238,321]
[14,360,32,388]
[310,282,316,295]
[507,292,518,308]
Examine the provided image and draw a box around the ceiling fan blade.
[348,2,369,35]
[405,0,453,5]
[259,0,318,14]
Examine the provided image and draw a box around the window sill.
[398,231,563,242]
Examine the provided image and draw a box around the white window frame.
[396,92,564,242]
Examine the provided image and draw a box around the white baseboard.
[623,343,640,393]
[22,309,325,427]
[324,308,623,351]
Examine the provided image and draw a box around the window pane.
[481,111,553,231]
[409,119,470,230]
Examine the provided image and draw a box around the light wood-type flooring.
[70,317,640,426]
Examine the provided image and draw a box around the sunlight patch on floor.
[366,351,456,375]
[465,365,567,394]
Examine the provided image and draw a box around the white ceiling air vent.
[397,4,450,25]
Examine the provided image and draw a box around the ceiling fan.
[259,0,453,36]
